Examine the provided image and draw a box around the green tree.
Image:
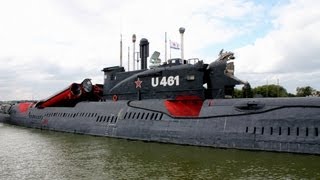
[233,88,243,98]
[253,84,288,97]
[296,86,316,97]
[288,93,296,97]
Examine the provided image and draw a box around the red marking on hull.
[164,95,204,117]
[18,102,34,113]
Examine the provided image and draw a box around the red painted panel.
[164,95,204,117]
[18,102,33,113]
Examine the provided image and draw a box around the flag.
[170,40,180,50]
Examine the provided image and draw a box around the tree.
[296,86,316,97]
[253,84,288,97]
[233,88,243,98]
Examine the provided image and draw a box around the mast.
[120,34,123,67]
[165,32,167,62]
[132,34,136,70]
[128,46,130,71]
[179,27,185,61]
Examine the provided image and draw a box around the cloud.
[235,0,320,92]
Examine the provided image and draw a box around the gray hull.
[8,97,320,154]
[0,113,10,123]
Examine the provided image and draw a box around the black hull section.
[8,97,320,154]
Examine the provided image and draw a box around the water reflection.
[0,123,319,179]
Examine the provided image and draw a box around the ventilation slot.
[159,114,163,120]
[270,127,273,135]
[279,127,282,136]
[288,127,290,136]
[261,127,264,135]
[315,128,319,136]
[296,127,300,136]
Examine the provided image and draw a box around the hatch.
[234,100,265,111]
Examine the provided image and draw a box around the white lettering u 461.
[151,76,179,87]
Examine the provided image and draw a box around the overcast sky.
[0,0,319,100]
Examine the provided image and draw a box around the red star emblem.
[135,78,142,88]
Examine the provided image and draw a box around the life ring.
[112,95,118,101]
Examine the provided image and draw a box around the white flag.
[170,40,180,50]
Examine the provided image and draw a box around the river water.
[1,123,319,180]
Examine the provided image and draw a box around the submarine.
[7,35,320,155]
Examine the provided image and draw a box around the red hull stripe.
[164,96,204,117]
[18,102,34,113]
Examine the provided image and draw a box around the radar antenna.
[217,49,235,61]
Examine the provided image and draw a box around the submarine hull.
[9,97,320,154]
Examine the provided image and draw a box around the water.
[1,123,319,180]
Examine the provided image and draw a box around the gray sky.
[0,0,319,100]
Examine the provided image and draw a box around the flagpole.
[169,40,172,59]
[165,32,167,62]
[128,46,130,71]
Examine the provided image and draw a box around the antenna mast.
[120,34,123,67]
[132,34,136,70]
